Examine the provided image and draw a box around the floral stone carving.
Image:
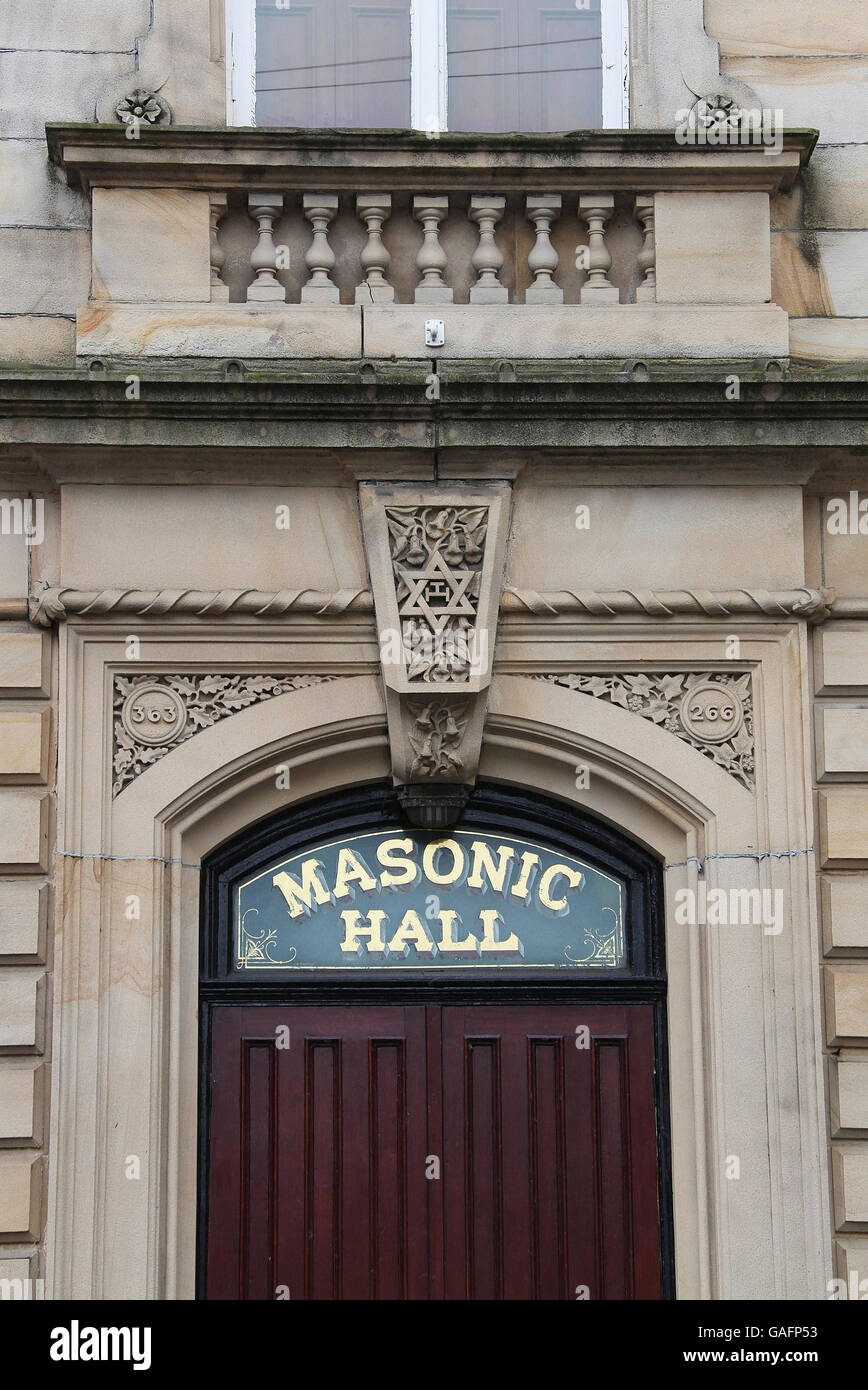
[693,94,744,134]
[113,673,333,796]
[115,88,172,126]
[533,671,754,789]
[360,483,510,789]
[407,699,468,778]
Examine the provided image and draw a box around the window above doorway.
[226,0,628,130]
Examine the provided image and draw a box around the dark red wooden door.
[439,1004,661,1300]
[205,1003,661,1300]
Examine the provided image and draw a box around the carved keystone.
[359,483,511,789]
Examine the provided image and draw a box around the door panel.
[206,1005,430,1300]
[440,1004,660,1300]
[205,1002,661,1299]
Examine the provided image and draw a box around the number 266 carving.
[688,703,734,722]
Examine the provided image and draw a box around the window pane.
[446,0,603,132]
[255,0,411,128]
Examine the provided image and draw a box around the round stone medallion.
[121,682,187,747]
[679,682,743,744]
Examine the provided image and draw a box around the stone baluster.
[525,194,562,304]
[635,193,656,302]
[247,192,285,302]
[302,194,340,304]
[469,195,508,303]
[413,196,452,303]
[355,194,394,303]
[578,194,619,304]
[209,192,229,301]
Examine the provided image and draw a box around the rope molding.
[28,587,373,625]
[25,584,840,626]
[500,587,835,620]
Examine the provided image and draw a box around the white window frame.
[226,0,256,125]
[227,0,628,131]
[600,0,629,128]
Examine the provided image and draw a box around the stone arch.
[48,669,829,1301]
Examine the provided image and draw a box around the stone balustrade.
[45,125,817,361]
[200,187,658,310]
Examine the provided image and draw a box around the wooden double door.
[204,1000,662,1300]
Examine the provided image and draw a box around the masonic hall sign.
[235,829,625,971]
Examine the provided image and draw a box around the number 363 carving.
[120,683,187,746]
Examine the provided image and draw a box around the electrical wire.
[258,33,602,77]
[259,64,602,93]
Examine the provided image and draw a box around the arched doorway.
[197,781,673,1299]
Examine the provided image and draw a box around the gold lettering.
[538,863,583,915]
[376,836,419,889]
[387,908,437,958]
[332,847,378,901]
[436,908,479,956]
[477,909,523,957]
[422,838,466,886]
[272,858,333,919]
[467,840,515,895]
[339,908,388,955]
[510,851,540,902]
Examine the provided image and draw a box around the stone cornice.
[0,370,865,455]
[6,364,868,392]
[46,124,818,196]
[28,585,836,627]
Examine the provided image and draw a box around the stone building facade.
[0,0,866,1300]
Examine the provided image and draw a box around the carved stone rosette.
[113,673,333,796]
[533,671,755,789]
[115,88,172,126]
[360,484,510,787]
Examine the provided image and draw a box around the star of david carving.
[397,550,476,633]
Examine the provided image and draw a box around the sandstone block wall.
[0,630,52,1286]
[808,503,868,1289]
[704,0,868,364]
[0,0,222,368]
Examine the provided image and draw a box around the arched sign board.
[234,829,624,971]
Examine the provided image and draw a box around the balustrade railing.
[46,125,813,358]
[209,188,656,307]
